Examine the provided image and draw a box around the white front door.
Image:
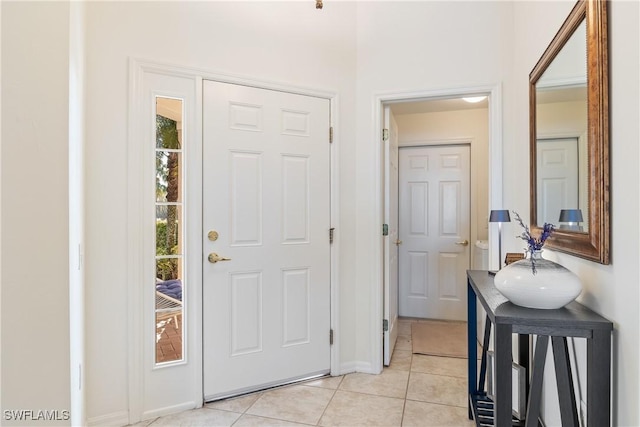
[383,106,399,366]
[202,80,331,400]
[398,145,470,321]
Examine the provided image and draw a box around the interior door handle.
[208,253,232,263]
[395,239,403,246]
[455,240,469,247]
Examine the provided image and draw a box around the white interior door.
[398,145,470,321]
[536,138,579,226]
[383,106,399,366]
[202,80,331,400]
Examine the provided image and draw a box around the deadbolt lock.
[207,230,219,241]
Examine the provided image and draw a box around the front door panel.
[202,81,331,400]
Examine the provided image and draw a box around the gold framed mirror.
[529,0,609,264]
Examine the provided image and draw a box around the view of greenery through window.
[155,97,184,364]
[156,115,181,280]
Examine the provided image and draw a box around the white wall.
[353,0,513,372]
[1,2,71,424]
[509,1,640,425]
[2,1,638,426]
[83,0,510,418]
[82,1,358,422]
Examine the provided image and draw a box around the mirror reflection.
[535,20,588,232]
[530,0,609,264]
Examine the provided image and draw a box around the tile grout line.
[313,376,345,426]
[145,318,471,426]
[399,352,415,427]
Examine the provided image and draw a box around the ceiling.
[537,86,587,104]
[389,96,489,116]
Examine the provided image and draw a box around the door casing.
[373,85,504,373]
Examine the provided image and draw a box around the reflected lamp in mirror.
[559,209,584,232]
[489,210,511,270]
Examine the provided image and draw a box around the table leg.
[518,333,530,402]
[478,315,492,392]
[552,337,578,427]
[587,329,611,426]
[467,281,477,420]
[495,323,512,426]
[525,335,548,427]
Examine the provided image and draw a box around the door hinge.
[329,227,335,244]
[382,224,389,236]
[382,128,389,141]
[330,329,334,345]
[329,126,334,143]
[383,319,389,332]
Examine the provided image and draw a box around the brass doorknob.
[395,239,403,246]
[455,240,470,246]
[208,253,231,263]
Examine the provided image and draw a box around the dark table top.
[467,270,613,334]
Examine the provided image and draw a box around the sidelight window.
[154,96,185,364]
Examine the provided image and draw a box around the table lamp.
[489,210,511,270]
[559,209,583,231]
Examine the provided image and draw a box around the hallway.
[133,318,474,426]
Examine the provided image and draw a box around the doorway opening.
[376,86,504,370]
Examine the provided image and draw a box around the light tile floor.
[134,318,475,427]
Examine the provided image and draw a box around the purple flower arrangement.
[513,211,555,274]
[513,211,555,252]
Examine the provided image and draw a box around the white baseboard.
[87,401,197,427]
[336,361,357,376]
[87,410,129,427]
[354,360,380,374]
[141,401,198,421]
[337,360,383,376]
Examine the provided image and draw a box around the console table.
[467,270,613,427]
